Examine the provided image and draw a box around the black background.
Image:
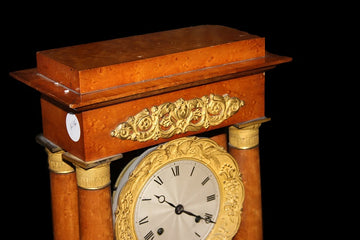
[3,2,331,239]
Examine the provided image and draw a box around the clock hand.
[184,208,216,224]
[154,195,215,224]
[182,209,198,218]
[155,195,187,216]
[182,209,203,223]
[204,216,216,224]
[182,210,216,224]
[154,194,176,208]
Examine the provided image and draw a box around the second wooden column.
[75,163,113,240]
[229,123,263,240]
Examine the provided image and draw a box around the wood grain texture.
[11,52,290,111]
[210,132,228,151]
[41,97,85,159]
[229,146,263,240]
[8,25,293,240]
[40,73,265,161]
[78,186,113,240]
[36,25,264,94]
[50,172,80,240]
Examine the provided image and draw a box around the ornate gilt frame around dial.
[114,137,245,240]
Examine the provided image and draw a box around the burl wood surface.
[36,25,264,94]
[41,73,265,161]
[11,52,288,111]
[9,25,292,240]
[229,146,263,240]
[50,172,80,240]
[78,186,113,240]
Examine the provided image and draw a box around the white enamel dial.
[134,159,220,240]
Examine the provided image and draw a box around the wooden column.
[75,163,113,240]
[45,148,80,240]
[229,122,265,240]
[210,132,228,151]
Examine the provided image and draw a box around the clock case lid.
[10,25,291,112]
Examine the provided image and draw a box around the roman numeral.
[154,176,163,185]
[201,176,210,186]
[195,232,201,237]
[144,230,154,240]
[207,194,216,202]
[190,166,195,176]
[142,198,152,201]
[171,165,180,176]
[205,213,213,220]
[139,216,149,225]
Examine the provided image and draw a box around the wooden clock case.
[10,25,291,240]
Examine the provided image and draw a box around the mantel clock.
[10,25,291,240]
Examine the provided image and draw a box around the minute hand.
[182,210,216,224]
[182,209,198,218]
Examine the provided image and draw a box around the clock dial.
[114,137,244,240]
[134,160,220,240]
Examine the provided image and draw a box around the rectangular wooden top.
[38,25,261,72]
[36,25,264,94]
[10,25,291,111]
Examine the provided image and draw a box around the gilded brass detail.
[229,123,261,149]
[114,137,245,240]
[76,163,111,190]
[46,148,75,174]
[111,94,244,142]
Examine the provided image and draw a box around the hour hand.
[154,195,176,208]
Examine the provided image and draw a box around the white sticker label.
[66,113,81,142]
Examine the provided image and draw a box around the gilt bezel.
[114,137,244,240]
